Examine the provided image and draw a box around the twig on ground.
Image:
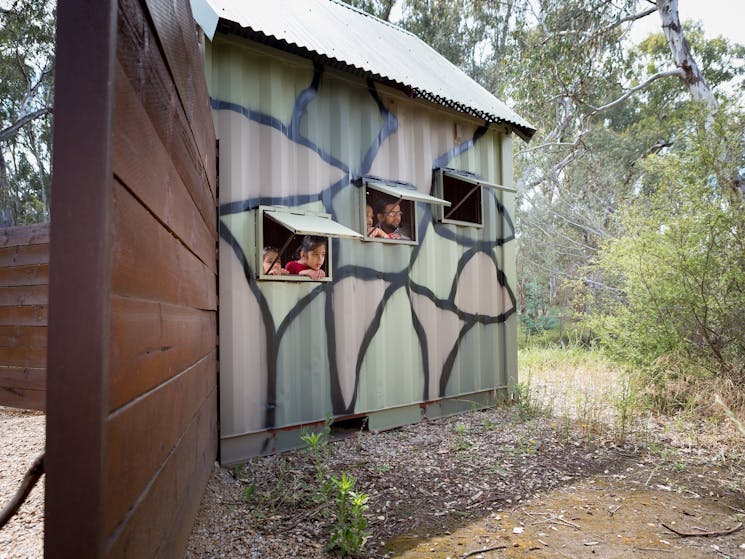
[724,504,745,514]
[660,521,743,537]
[525,511,581,530]
[609,504,622,517]
[0,453,44,530]
[462,544,507,558]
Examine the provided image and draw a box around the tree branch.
[613,7,658,28]
[0,108,52,143]
[587,69,684,114]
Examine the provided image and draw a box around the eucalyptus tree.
[0,0,55,225]
[506,0,745,315]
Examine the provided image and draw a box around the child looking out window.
[286,236,327,280]
[262,247,289,275]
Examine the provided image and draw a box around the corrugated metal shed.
[192,0,536,141]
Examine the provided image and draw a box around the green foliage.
[587,106,745,396]
[300,414,333,486]
[326,473,370,556]
[513,380,550,421]
[299,417,370,555]
[0,0,55,225]
[613,374,637,443]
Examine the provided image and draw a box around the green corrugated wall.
[208,35,518,463]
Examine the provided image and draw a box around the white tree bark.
[657,0,717,116]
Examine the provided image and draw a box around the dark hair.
[375,199,399,216]
[262,246,279,259]
[299,235,326,256]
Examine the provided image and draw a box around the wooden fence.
[45,0,218,557]
[0,223,49,411]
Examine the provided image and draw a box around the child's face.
[366,205,374,229]
[302,245,326,271]
[263,251,280,274]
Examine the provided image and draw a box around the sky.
[628,0,744,45]
[389,0,745,46]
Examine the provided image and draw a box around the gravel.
[3,397,742,559]
[0,408,45,559]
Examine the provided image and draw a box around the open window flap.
[264,209,363,240]
[440,168,516,193]
[365,179,451,206]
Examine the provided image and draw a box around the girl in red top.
[286,236,327,280]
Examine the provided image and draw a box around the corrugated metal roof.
[193,0,536,141]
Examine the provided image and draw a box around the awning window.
[364,178,451,206]
[264,209,363,240]
[440,168,516,193]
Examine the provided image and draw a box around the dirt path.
[384,470,745,558]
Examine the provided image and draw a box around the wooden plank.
[0,325,47,348]
[0,367,45,410]
[0,285,48,306]
[0,366,46,390]
[117,0,217,234]
[109,295,217,411]
[113,60,216,273]
[0,223,50,248]
[0,243,49,267]
[0,325,47,368]
[0,264,48,287]
[0,305,47,327]
[0,346,46,369]
[105,387,217,558]
[45,0,116,555]
[105,351,217,536]
[143,0,217,196]
[111,180,217,310]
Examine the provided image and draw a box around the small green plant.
[514,381,549,421]
[233,462,248,479]
[482,418,499,431]
[241,483,256,502]
[301,414,334,484]
[453,422,473,452]
[613,374,637,443]
[326,472,369,556]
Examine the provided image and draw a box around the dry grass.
[519,346,745,451]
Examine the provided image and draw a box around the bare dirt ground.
[186,353,745,558]
[185,407,745,558]
[2,354,744,559]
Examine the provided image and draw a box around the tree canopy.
[0,0,55,225]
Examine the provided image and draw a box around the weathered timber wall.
[0,223,49,411]
[45,0,218,557]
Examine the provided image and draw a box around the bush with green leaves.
[586,106,745,401]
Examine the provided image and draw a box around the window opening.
[435,168,485,226]
[258,206,362,281]
[363,178,450,244]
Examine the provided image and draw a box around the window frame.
[434,168,516,227]
[362,177,450,245]
[256,205,362,282]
